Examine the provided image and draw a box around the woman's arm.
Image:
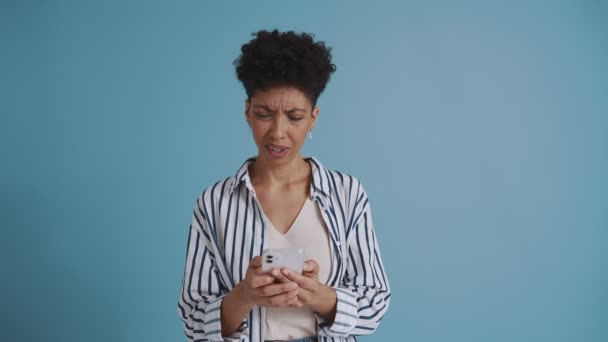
[177,197,250,341]
[220,283,254,337]
[177,197,300,341]
[276,184,391,337]
[319,187,391,337]
[308,284,337,321]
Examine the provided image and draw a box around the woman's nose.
[269,116,286,139]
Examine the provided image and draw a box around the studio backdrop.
[1,1,607,341]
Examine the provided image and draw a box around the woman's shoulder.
[315,161,372,233]
[309,157,369,201]
[193,176,236,211]
[194,158,254,206]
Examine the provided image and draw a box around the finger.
[247,257,262,276]
[302,271,319,280]
[286,292,305,308]
[292,287,313,304]
[249,256,262,268]
[289,298,304,308]
[285,295,299,306]
[273,289,299,307]
[252,258,268,277]
[271,268,291,283]
[249,274,275,288]
[303,260,319,273]
[259,281,298,297]
[282,268,315,289]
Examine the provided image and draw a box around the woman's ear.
[244,99,251,125]
[311,106,320,130]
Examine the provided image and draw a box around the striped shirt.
[177,157,391,342]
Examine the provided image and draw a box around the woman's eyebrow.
[253,104,275,111]
[285,108,306,113]
[253,104,306,113]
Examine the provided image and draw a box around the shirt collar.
[229,156,332,198]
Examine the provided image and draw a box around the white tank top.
[264,196,333,340]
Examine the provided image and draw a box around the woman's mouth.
[265,144,289,158]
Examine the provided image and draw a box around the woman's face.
[245,86,319,166]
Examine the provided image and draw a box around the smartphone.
[261,248,304,274]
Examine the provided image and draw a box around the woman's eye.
[255,113,271,119]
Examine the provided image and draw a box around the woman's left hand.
[271,260,337,320]
[271,260,319,307]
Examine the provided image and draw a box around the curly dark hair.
[233,29,337,107]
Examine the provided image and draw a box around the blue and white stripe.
[177,157,391,342]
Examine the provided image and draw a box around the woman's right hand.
[236,256,300,307]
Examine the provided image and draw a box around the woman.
[177,29,390,342]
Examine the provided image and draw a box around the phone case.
[261,248,304,274]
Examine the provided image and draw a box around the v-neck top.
[264,196,333,340]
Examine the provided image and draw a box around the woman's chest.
[255,187,308,234]
[210,188,349,288]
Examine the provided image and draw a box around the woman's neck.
[249,155,311,188]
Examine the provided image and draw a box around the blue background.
[1,1,607,341]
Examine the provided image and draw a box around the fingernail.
[283,269,290,275]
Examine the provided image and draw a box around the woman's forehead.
[250,86,312,110]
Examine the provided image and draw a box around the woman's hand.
[270,260,337,320]
[236,256,300,307]
[221,256,299,337]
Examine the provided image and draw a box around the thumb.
[249,256,262,268]
[303,260,319,273]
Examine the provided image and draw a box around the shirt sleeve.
[317,187,391,337]
[177,196,249,342]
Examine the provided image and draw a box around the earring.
[309,129,312,140]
